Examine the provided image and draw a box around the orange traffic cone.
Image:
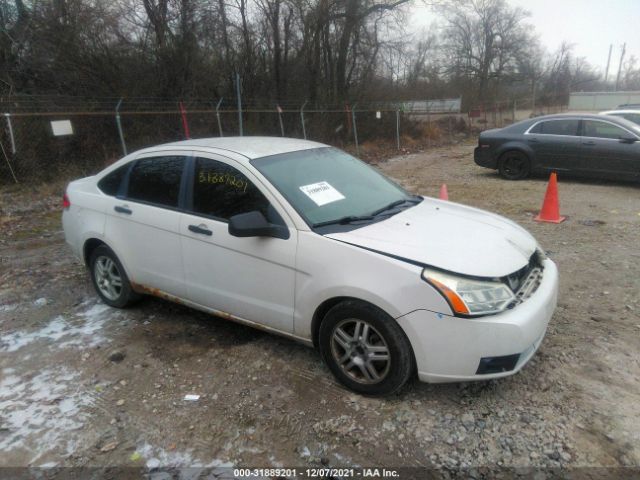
[439,184,449,200]
[535,172,565,223]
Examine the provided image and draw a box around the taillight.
[62,192,71,210]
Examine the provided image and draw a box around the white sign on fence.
[376,111,381,119]
[51,120,74,136]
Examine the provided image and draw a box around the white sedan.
[62,137,558,395]
[600,109,640,126]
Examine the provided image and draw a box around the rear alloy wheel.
[499,150,531,180]
[319,300,414,396]
[89,245,140,308]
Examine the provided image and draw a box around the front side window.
[192,157,275,222]
[530,120,580,136]
[582,121,630,140]
[251,147,418,227]
[98,164,130,196]
[127,156,185,208]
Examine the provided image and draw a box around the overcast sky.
[410,0,640,76]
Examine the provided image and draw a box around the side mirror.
[619,135,637,144]
[228,211,289,240]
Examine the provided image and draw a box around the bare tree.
[439,0,530,103]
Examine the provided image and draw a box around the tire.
[319,300,414,396]
[89,245,140,308]
[498,150,531,180]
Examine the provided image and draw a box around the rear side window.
[127,156,185,208]
[191,157,276,222]
[582,121,629,140]
[98,164,129,196]
[530,120,579,136]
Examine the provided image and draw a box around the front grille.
[506,251,544,309]
[514,267,543,303]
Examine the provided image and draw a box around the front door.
[580,120,640,178]
[179,154,297,333]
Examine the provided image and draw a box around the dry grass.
[360,140,394,156]
[418,123,442,141]
[400,134,418,148]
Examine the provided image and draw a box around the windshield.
[251,147,418,227]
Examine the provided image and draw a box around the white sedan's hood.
[325,198,538,278]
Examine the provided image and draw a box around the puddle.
[134,442,234,478]
[0,367,95,466]
[0,302,115,352]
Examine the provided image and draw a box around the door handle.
[114,205,132,215]
[527,138,539,143]
[583,141,596,146]
[188,224,213,236]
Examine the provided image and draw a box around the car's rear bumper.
[397,258,558,383]
[474,146,497,169]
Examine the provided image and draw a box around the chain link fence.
[0,96,564,185]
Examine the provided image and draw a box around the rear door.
[104,152,190,297]
[580,120,640,177]
[179,154,297,333]
[525,119,581,171]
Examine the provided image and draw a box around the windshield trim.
[250,147,416,232]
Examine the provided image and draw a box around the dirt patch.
[1,143,639,472]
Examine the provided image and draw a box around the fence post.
[396,109,400,150]
[0,135,18,183]
[448,115,452,143]
[277,105,285,137]
[236,73,243,136]
[115,99,127,155]
[4,113,16,154]
[300,101,308,140]
[351,103,359,156]
[215,98,224,137]
[427,106,431,148]
[179,101,190,139]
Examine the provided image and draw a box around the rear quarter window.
[98,164,130,196]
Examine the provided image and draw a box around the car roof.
[528,112,622,121]
[600,109,640,115]
[526,112,640,129]
[499,111,640,134]
[156,136,328,160]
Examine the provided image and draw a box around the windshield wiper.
[313,197,422,229]
[313,215,374,228]
[370,196,422,217]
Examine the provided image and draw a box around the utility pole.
[236,73,243,136]
[604,44,613,85]
[615,43,626,92]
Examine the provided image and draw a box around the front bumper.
[474,146,498,169]
[397,258,558,383]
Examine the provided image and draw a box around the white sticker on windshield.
[299,181,345,206]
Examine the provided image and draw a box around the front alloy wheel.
[319,300,414,395]
[331,319,391,384]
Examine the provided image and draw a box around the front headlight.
[422,268,515,316]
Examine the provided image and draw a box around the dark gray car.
[474,113,640,181]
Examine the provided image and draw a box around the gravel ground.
[1,142,639,476]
